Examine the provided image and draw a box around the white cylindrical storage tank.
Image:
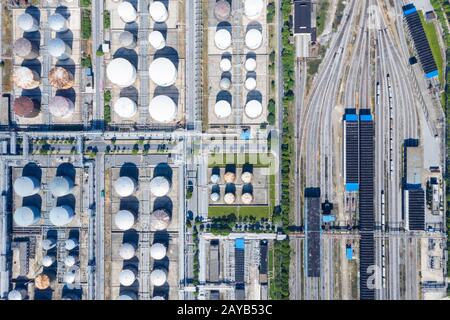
[49,175,74,197]
[241,171,253,184]
[148,95,177,123]
[114,176,137,197]
[150,176,171,197]
[148,30,166,50]
[13,66,40,90]
[244,77,257,91]
[219,58,232,72]
[49,13,68,33]
[241,192,254,204]
[244,0,264,19]
[219,77,231,90]
[119,267,137,286]
[117,291,138,300]
[119,243,136,260]
[150,268,167,286]
[210,192,220,202]
[224,171,236,183]
[245,100,263,119]
[8,289,27,300]
[42,255,56,267]
[149,209,171,231]
[48,38,71,60]
[150,243,167,260]
[149,58,177,87]
[49,67,75,89]
[224,193,236,204]
[214,100,232,119]
[152,296,165,300]
[14,206,40,227]
[42,238,57,250]
[13,176,40,197]
[245,29,263,50]
[49,96,75,118]
[65,238,78,251]
[149,1,169,22]
[114,210,135,231]
[215,29,231,50]
[63,268,77,284]
[118,1,137,23]
[113,97,137,119]
[64,255,78,267]
[13,38,38,60]
[107,58,137,88]
[245,58,257,72]
[119,31,136,49]
[210,174,220,184]
[214,0,231,21]
[18,13,39,32]
[49,206,75,227]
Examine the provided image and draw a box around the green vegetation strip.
[419,12,444,83]
[81,9,92,40]
[208,205,271,219]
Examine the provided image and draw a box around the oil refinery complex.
[0,0,448,303]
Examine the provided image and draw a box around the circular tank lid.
[114,176,136,197]
[65,238,78,251]
[220,58,232,72]
[224,171,236,183]
[149,1,169,22]
[49,67,74,89]
[219,77,231,90]
[14,206,40,227]
[119,243,136,260]
[150,269,167,286]
[119,31,135,47]
[214,0,231,21]
[210,174,220,184]
[49,96,75,118]
[245,77,257,91]
[149,58,177,87]
[118,1,138,23]
[49,176,73,197]
[210,192,220,202]
[14,38,33,57]
[148,95,177,123]
[152,296,165,300]
[64,255,76,267]
[8,290,24,300]
[244,0,264,19]
[13,97,40,118]
[245,29,263,50]
[224,193,236,204]
[107,58,137,88]
[245,100,263,119]
[114,97,137,118]
[214,100,232,119]
[63,270,76,284]
[49,13,67,32]
[18,13,37,31]
[48,38,68,58]
[115,210,135,231]
[42,255,55,267]
[241,192,254,204]
[117,291,137,300]
[119,268,136,286]
[13,67,40,90]
[148,30,166,50]
[42,239,56,250]
[49,205,75,227]
[35,274,51,290]
[150,176,171,197]
[13,176,40,197]
[150,243,167,260]
[150,209,171,231]
[215,29,232,50]
[241,171,253,183]
[245,58,257,71]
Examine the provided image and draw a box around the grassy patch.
[81,9,92,40]
[208,153,274,168]
[316,0,330,37]
[208,205,270,219]
[419,11,444,83]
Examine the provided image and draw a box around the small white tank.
[42,238,57,250]
[220,58,232,72]
[42,255,56,267]
[244,77,257,91]
[65,238,78,251]
[18,13,39,32]
[148,30,166,50]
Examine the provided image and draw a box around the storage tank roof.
[35,274,51,290]
[149,58,177,87]
[119,243,136,260]
[48,38,68,59]
[210,192,220,202]
[244,0,264,19]
[219,77,231,90]
[49,96,75,118]
[220,58,232,72]
[42,255,55,267]
[64,255,76,267]
[210,174,220,184]
[114,97,137,118]
[149,1,169,22]
[245,77,257,91]
[241,171,253,183]
[115,210,135,231]
[241,193,254,204]
[150,243,167,260]
[152,296,165,300]
[42,239,56,250]
[107,58,137,87]
[150,269,167,286]
[65,238,78,251]
[13,176,40,197]
[149,95,177,123]
[215,29,231,50]
[150,176,171,197]
[13,38,33,57]
[8,290,24,300]
[114,176,136,197]
[119,31,135,47]
[13,97,40,118]
[214,0,231,21]
[245,100,263,119]
[118,1,137,23]
[49,205,75,226]
[245,58,257,71]
[224,193,236,204]
[148,30,166,50]
[245,29,263,49]
[14,206,40,227]
[13,67,40,89]
[49,67,74,89]
[214,100,232,118]
[119,268,136,286]
[224,171,236,183]
[49,176,73,197]
[150,209,171,231]
[18,13,37,32]
[49,13,67,32]
[63,269,76,284]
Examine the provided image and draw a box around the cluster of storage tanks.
[107,1,178,123]
[13,8,75,120]
[210,168,255,204]
[213,0,264,121]
[13,173,75,227]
